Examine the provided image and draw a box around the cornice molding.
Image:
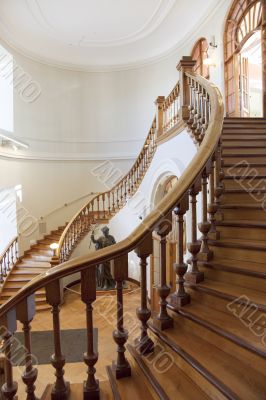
[0,0,229,72]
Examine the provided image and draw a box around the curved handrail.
[0,71,224,316]
[0,236,18,284]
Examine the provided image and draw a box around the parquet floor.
[14,284,141,399]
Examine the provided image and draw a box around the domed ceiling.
[0,0,221,70]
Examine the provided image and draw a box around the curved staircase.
[0,59,265,400]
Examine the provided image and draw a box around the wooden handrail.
[0,236,18,285]
[0,71,223,317]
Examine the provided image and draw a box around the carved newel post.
[134,234,154,355]
[153,216,174,330]
[155,96,165,138]
[168,196,191,309]
[111,255,131,379]
[176,56,196,121]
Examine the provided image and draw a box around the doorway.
[224,0,263,117]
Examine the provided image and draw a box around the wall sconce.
[204,36,217,67]
[50,242,59,256]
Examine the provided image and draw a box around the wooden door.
[225,54,241,117]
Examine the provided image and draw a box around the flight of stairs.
[0,225,67,311]
[105,118,266,400]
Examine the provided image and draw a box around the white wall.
[0,187,17,253]
[70,128,196,286]
[0,0,231,255]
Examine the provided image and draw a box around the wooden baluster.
[11,245,14,267]
[7,251,10,273]
[102,194,106,219]
[97,197,100,220]
[153,216,174,330]
[198,168,213,262]
[111,255,131,379]
[0,309,18,400]
[81,267,100,399]
[214,142,224,221]
[107,192,111,216]
[3,255,7,277]
[168,196,191,309]
[186,181,204,284]
[112,191,115,212]
[17,295,38,400]
[0,260,3,283]
[15,239,19,262]
[134,235,154,355]
[208,156,219,240]
[45,280,69,400]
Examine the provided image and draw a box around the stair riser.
[188,289,265,328]
[223,179,266,189]
[223,129,266,134]
[200,265,266,293]
[225,166,266,175]
[221,192,266,204]
[221,209,266,221]
[223,156,266,163]
[150,334,226,400]
[210,245,266,265]
[222,140,266,145]
[168,310,266,376]
[217,225,266,241]
[223,149,266,155]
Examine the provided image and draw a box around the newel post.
[153,214,174,331]
[134,234,154,355]
[155,96,165,138]
[111,255,131,379]
[176,56,196,121]
[262,0,266,117]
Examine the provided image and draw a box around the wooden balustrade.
[0,238,18,285]
[0,61,224,398]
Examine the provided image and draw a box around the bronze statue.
[91,226,116,290]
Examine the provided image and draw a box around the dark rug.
[13,329,98,365]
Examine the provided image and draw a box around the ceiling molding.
[0,0,228,72]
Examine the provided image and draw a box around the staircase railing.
[0,237,18,285]
[0,57,224,400]
[57,81,181,263]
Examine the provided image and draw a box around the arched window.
[191,38,210,79]
[224,0,262,116]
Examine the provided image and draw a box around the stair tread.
[210,237,266,250]
[172,302,266,356]
[188,279,266,308]
[127,343,210,400]
[150,321,266,400]
[201,259,266,277]
[217,219,266,228]
[221,203,264,210]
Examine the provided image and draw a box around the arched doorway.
[224,0,264,117]
[191,38,210,79]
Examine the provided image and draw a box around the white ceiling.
[0,0,220,70]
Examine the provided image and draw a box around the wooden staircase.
[0,225,67,311]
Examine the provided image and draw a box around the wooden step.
[106,363,156,400]
[127,343,210,400]
[149,320,266,400]
[167,302,266,359]
[221,189,266,204]
[225,164,266,175]
[221,204,266,221]
[186,279,266,312]
[216,220,266,240]
[209,238,266,265]
[198,260,266,292]
[223,154,266,163]
[222,135,266,142]
[223,176,266,189]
